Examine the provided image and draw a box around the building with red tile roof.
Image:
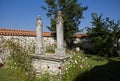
[0,28,54,37]
[0,28,89,51]
[0,28,87,38]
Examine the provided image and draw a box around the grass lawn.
[0,68,22,81]
[74,55,120,81]
[88,56,120,81]
[0,54,120,81]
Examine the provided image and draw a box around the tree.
[42,0,87,48]
[87,13,120,57]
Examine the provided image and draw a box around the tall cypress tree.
[42,0,87,48]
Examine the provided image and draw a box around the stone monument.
[56,11,65,56]
[35,16,44,55]
[30,11,71,76]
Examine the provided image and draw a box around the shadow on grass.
[74,59,120,81]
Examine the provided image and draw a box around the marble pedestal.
[30,54,70,76]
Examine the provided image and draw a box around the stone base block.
[30,54,71,76]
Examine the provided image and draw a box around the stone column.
[35,16,44,54]
[56,11,65,56]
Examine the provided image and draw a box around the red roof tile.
[0,28,36,36]
[75,34,88,38]
[0,28,87,38]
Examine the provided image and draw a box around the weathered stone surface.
[56,11,65,56]
[0,52,10,66]
[30,54,70,75]
[35,16,44,55]
[30,54,70,62]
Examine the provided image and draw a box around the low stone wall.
[0,35,56,52]
[0,35,85,50]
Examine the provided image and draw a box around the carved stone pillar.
[35,16,44,54]
[56,11,65,56]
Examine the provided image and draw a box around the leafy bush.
[63,51,90,81]
[86,13,120,57]
[45,44,56,53]
[3,38,36,81]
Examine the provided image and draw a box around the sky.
[0,0,120,32]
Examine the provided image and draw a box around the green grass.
[85,60,120,81]
[74,54,120,81]
[0,67,22,81]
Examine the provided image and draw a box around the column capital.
[56,11,64,24]
[36,16,42,26]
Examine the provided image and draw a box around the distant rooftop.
[0,28,87,38]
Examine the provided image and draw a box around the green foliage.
[42,0,87,47]
[45,44,56,53]
[38,73,50,81]
[0,68,22,81]
[37,72,62,81]
[63,52,90,81]
[87,13,120,57]
[5,39,36,81]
